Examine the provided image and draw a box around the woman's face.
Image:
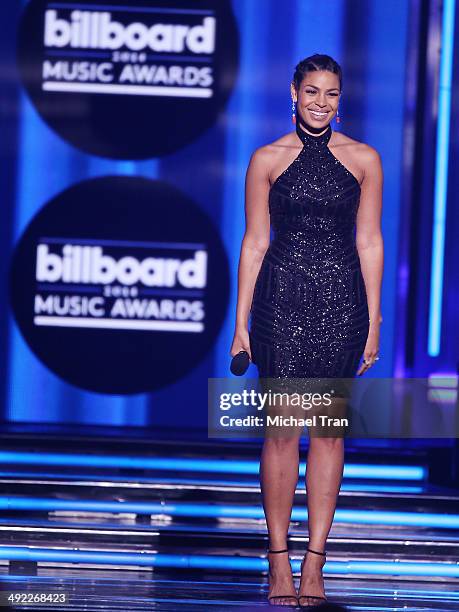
[291,70,341,127]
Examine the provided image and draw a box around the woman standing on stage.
[230,54,383,607]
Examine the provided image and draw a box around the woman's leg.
[298,432,345,603]
[260,404,302,605]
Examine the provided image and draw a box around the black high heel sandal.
[267,548,299,608]
[298,547,327,609]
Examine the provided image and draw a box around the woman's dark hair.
[292,53,342,92]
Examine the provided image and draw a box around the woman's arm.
[230,147,271,359]
[355,146,384,373]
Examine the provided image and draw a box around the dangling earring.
[336,107,341,124]
[291,99,296,124]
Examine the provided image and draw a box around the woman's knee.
[309,436,344,449]
[264,434,300,452]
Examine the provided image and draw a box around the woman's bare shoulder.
[333,130,381,162]
[261,130,298,152]
[250,131,298,165]
[332,131,382,182]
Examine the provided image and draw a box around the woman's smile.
[308,109,329,119]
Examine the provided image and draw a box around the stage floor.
[2,568,459,611]
[0,428,457,610]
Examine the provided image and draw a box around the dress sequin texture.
[249,121,369,380]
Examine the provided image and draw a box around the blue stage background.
[1,0,454,431]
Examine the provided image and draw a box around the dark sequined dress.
[249,121,369,379]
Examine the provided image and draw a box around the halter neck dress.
[249,121,369,380]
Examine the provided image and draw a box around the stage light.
[0,497,456,528]
[0,547,458,579]
[428,0,456,356]
[0,451,428,481]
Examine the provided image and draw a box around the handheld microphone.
[230,350,251,376]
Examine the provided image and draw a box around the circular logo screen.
[9,176,230,394]
[17,0,239,159]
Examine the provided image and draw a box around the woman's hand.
[356,316,382,376]
[230,326,252,361]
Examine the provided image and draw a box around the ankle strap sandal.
[298,547,327,608]
[267,548,299,608]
